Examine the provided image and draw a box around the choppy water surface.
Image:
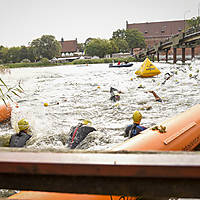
[1,60,200,151]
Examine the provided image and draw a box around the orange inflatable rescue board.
[8,191,137,200]
[0,103,12,122]
[112,104,200,151]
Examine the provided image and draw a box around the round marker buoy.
[44,103,48,107]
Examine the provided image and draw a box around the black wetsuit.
[110,87,120,102]
[9,131,32,147]
[67,123,96,149]
[124,123,147,138]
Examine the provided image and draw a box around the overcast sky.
[0,0,199,47]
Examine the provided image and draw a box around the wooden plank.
[1,150,200,198]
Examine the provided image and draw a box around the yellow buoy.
[44,103,48,107]
[135,58,161,78]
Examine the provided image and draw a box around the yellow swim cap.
[83,119,92,126]
[132,111,142,123]
[18,119,29,131]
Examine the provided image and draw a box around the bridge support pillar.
[182,48,185,64]
[191,47,195,59]
[165,50,168,63]
[157,52,159,62]
[152,54,155,62]
[173,48,177,64]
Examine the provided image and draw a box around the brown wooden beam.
[182,48,185,64]
[1,150,200,198]
[192,47,195,59]
[165,49,168,62]
[157,51,159,62]
[173,48,177,64]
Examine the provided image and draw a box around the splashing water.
[0,60,200,152]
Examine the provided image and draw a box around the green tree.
[112,29,126,40]
[31,35,61,60]
[0,46,4,60]
[108,40,119,56]
[7,47,21,63]
[187,16,200,31]
[0,47,9,63]
[18,46,29,61]
[85,38,112,58]
[111,38,129,53]
[111,29,146,54]
[26,47,37,62]
[125,29,146,55]
[77,43,85,53]
[84,38,94,46]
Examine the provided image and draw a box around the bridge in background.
[138,27,200,64]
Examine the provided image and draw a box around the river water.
[1,60,200,198]
[1,60,200,151]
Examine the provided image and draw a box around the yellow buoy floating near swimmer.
[44,102,48,107]
[135,58,161,78]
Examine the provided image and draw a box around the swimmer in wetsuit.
[124,111,147,138]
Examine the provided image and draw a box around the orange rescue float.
[8,104,200,200]
[112,104,200,151]
[0,103,11,122]
[8,191,137,200]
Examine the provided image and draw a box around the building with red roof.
[60,38,78,56]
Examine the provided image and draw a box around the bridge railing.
[140,26,200,58]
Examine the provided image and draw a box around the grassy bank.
[3,62,67,68]
[2,56,139,68]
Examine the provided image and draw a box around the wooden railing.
[139,26,200,61]
[1,148,200,199]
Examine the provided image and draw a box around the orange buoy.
[8,191,137,200]
[112,104,200,151]
[0,103,12,122]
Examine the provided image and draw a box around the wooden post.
[173,48,177,64]
[157,51,160,62]
[191,47,195,60]
[152,54,155,62]
[182,48,185,64]
[165,49,168,63]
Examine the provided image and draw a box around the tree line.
[80,29,146,58]
[0,35,61,64]
[0,29,146,64]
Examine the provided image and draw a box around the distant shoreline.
[1,57,138,68]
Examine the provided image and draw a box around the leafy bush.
[21,59,31,63]
[39,58,50,64]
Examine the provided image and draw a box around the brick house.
[126,20,200,58]
[60,38,78,56]
[126,20,185,48]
